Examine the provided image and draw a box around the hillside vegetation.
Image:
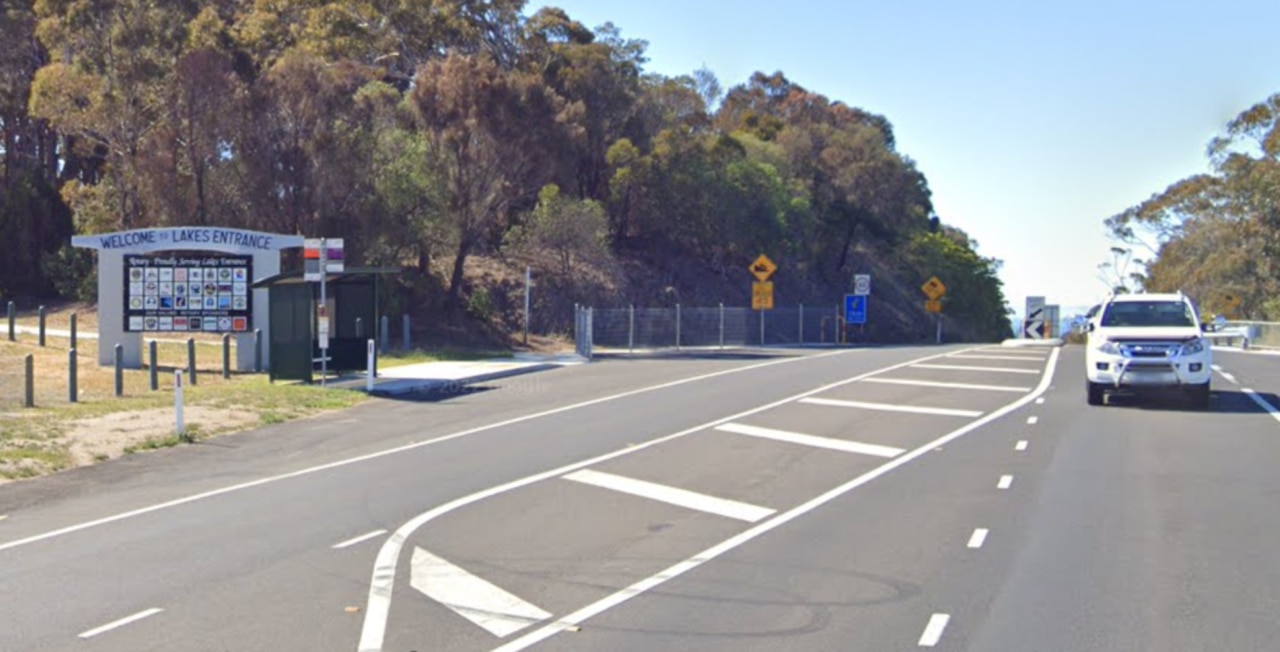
[1106,92,1280,320]
[0,1,1011,344]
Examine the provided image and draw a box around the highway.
[2,344,1280,651]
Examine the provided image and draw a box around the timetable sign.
[124,255,252,333]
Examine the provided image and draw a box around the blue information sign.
[844,294,867,325]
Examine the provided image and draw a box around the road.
[2,344,1280,651]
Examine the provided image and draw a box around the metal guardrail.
[1222,321,1280,349]
[1204,328,1251,349]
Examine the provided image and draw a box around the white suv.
[1085,292,1212,408]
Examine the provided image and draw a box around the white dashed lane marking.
[716,423,905,458]
[563,470,776,522]
[968,528,989,549]
[998,475,1013,489]
[1242,389,1280,425]
[919,613,951,647]
[1015,440,1029,451]
[333,530,388,550]
[1027,416,1039,425]
[800,397,983,418]
[78,608,163,639]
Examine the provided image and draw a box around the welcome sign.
[124,255,252,333]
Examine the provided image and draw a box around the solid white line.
[409,547,550,638]
[800,397,983,418]
[998,475,1013,490]
[1027,416,1039,425]
[487,349,1061,652]
[563,470,775,522]
[78,608,163,639]
[1214,368,1239,385]
[1015,440,1029,451]
[968,528,989,549]
[333,530,388,550]
[715,423,904,458]
[912,363,1040,375]
[919,613,951,647]
[359,346,1001,652]
[0,349,849,556]
[861,377,1030,393]
[1243,388,1280,425]
[948,354,1046,361]
[1212,364,1223,371]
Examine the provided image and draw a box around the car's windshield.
[1100,300,1197,327]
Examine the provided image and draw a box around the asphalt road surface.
[3,344,1280,651]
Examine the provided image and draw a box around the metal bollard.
[114,343,123,397]
[37,305,45,347]
[6,301,13,341]
[149,340,158,391]
[24,354,34,408]
[187,338,197,386]
[799,304,804,345]
[402,314,410,352]
[254,329,263,373]
[69,349,77,403]
[222,333,231,379]
[70,312,77,350]
[719,303,725,349]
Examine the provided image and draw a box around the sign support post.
[319,238,328,387]
[921,276,947,343]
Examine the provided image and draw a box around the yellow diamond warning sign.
[749,254,777,282]
[921,276,946,300]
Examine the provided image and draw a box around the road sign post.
[749,255,777,348]
[921,277,947,344]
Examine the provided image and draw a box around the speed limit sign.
[854,274,871,296]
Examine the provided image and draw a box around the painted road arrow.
[409,547,552,638]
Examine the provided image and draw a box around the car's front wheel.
[1086,380,1105,406]
[1184,382,1211,410]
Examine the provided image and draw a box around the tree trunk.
[446,237,472,309]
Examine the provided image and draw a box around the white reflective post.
[366,338,375,393]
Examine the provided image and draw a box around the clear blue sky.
[530,0,1280,316]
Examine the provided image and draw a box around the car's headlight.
[1093,339,1120,355]
[1181,338,1206,356]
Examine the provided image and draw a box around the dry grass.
[0,303,368,482]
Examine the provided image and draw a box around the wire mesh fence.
[578,304,858,353]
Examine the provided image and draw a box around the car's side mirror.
[1086,322,1095,333]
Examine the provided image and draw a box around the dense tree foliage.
[1107,93,1280,319]
[1,0,1010,341]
